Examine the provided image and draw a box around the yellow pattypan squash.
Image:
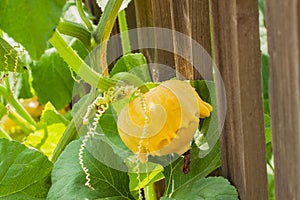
[117,80,212,162]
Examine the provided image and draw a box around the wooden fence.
[85,0,300,199]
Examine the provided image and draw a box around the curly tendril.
[79,85,137,190]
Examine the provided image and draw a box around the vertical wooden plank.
[210,0,268,199]
[189,0,213,80]
[265,0,300,199]
[170,0,194,80]
[151,0,175,74]
[134,0,155,63]
[125,1,137,30]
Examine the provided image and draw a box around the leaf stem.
[51,92,95,162]
[144,182,157,200]
[0,126,12,140]
[93,0,123,75]
[93,0,123,43]
[8,112,34,133]
[57,20,91,49]
[0,84,37,128]
[51,120,77,163]
[118,10,131,54]
[76,0,93,31]
[49,30,118,91]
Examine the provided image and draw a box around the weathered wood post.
[265,0,300,199]
[210,1,268,199]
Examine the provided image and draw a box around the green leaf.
[110,53,151,82]
[0,139,52,199]
[72,94,133,158]
[0,0,66,60]
[112,72,146,89]
[0,102,6,120]
[262,54,269,100]
[190,80,219,157]
[47,139,134,200]
[33,124,66,154]
[264,114,272,144]
[266,142,273,163]
[98,106,132,155]
[17,71,34,99]
[258,0,265,17]
[70,38,89,59]
[0,37,25,72]
[190,80,212,103]
[170,177,238,200]
[24,102,69,157]
[37,102,69,129]
[268,173,275,200]
[164,142,221,196]
[25,123,67,158]
[264,99,270,115]
[128,162,164,191]
[32,48,74,110]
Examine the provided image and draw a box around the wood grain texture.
[151,0,175,74]
[150,0,175,81]
[210,0,268,199]
[265,0,300,199]
[170,0,194,80]
[189,0,213,80]
[134,0,154,63]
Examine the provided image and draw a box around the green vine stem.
[118,9,131,54]
[93,0,123,43]
[49,30,118,91]
[0,85,37,128]
[51,92,95,163]
[0,126,12,140]
[76,0,93,31]
[144,183,157,200]
[57,20,92,49]
[51,120,78,162]
[93,0,123,75]
[8,112,34,133]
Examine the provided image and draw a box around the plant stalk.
[0,126,12,140]
[51,120,78,163]
[49,30,118,91]
[144,183,157,200]
[93,0,123,75]
[118,9,131,54]
[0,85,37,128]
[76,0,93,31]
[57,20,91,49]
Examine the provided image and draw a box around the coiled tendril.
[79,85,137,190]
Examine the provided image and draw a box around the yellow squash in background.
[117,80,212,162]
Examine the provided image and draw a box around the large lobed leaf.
[110,53,151,82]
[47,139,134,200]
[164,142,221,196]
[32,48,74,110]
[0,37,25,72]
[0,0,66,60]
[0,139,52,199]
[170,177,238,200]
[24,102,69,158]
